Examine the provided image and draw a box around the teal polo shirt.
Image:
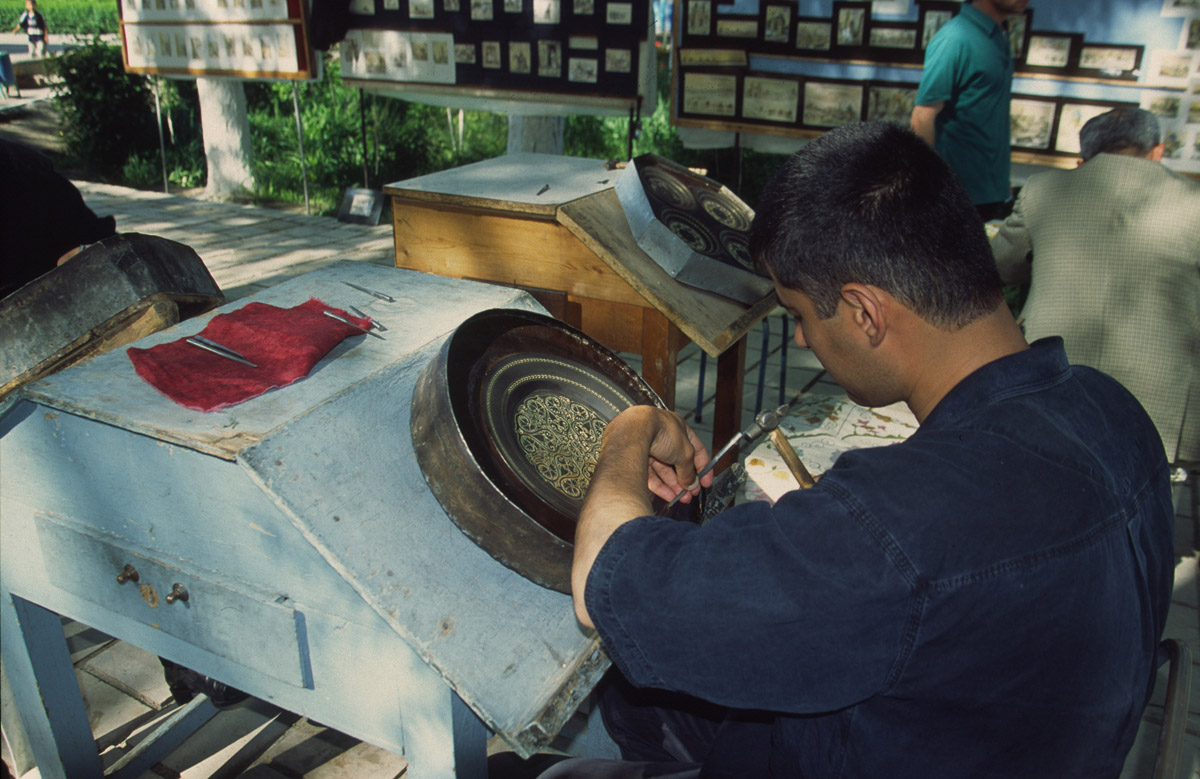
[915,3,1013,205]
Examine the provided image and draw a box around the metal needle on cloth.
[185,337,257,367]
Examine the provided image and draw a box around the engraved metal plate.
[411,309,695,593]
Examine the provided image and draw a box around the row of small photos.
[348,0,643,31]
[678,1,1143,81]
[677,70,1138,155]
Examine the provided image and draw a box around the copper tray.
[411,309,695,593]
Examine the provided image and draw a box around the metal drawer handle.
[116,564,140,584]
[165,583,189,604]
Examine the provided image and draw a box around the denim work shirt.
[585,339,1174,779]
[915,3,1014,205]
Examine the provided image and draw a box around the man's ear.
[840,284,887,347]
[1148,143,1165,162]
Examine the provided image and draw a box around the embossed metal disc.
[720,230,754,271]
[643,166,697,210]
[661,207,719,257]
[698,189,752,231]
[411,309,696,593]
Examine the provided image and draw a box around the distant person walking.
[11,0,48,57]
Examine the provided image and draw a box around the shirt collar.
[959,2,1006,41]
[921,337,1071,431]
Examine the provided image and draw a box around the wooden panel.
[392,199,649,308]
[638,309,683,409]
[576,297,646,355]
[713,335,748,464]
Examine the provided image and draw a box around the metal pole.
[291,81,310,215]
[153,77,168,193]
[360,88,369,188]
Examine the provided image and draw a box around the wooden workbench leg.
[640,310,683,411]
[0,591,103,779]
[713,336,748,471]
[401,659,489,779]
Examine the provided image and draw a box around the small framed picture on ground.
[338,188,386,225]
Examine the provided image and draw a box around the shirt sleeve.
[991,183,1033,283]
[584,485,916,714]
[915,27,963,107]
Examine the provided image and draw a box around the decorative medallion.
[513,393,606,500]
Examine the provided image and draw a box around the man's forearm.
[910,103,942,146]
[572,411,658,628]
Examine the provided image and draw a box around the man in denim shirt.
[564,123,1173,779]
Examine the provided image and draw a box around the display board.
[337,0,655,111]
[119,0,317,79]
[671,0,1200,173]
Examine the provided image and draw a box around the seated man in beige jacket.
[991,107,1199,467]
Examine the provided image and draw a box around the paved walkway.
[4,179,1197,778]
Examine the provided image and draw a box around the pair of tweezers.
[324,310,386,340]
[186,336,257,367]
[349,305,388,332]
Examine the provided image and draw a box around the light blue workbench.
[0,262,609,778]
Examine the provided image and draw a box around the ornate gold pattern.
[513,394,607,500]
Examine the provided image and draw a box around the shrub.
[0,0,118,36]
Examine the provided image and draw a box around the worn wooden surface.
[2,264,608,778]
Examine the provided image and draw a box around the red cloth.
[128,297,374,412]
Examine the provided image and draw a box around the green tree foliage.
[0,0,118,35]
[50,40,161,178]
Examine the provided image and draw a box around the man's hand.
[571,406,712,628]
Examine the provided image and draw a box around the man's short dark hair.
[1079,107,1161,161]
[749,121,1002,329]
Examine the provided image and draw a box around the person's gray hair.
[1079,107,1161,161]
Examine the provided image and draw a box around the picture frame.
[509,40,531,73]
[763,5,791,44]
[1076,44,1141,78]
[716,18,758,38]
[920,8,952,49]
[482,40,501,67]
[533,0,560,22]
[682,71,738,116]
[469,0,492,20]
[1009,97,1057,149]
[1004,11,1028,60]
[1160,0,1200,18]
[573,0,593,13]
[742,75,799,123]
[867,81,918,125]
[538,40,561,76]
[1146,49,1195,88]
[802,80,864,127]
[1142,91,1182,120]
[869,24,917,50]
[795,19,831,51]
[605,1,632,23]
[834,3,867,47]
[337,188,385,225]
[454,43,476,63]
[1024,34,1072,68]
[1054,101,1127,154]
[605,47,631,72]
[568,56,598,81]
[686,0,711,36]
[679,48,747,66]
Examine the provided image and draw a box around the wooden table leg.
[713,336,748,471]
[639,309,683,412]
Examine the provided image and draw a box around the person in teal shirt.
[911,0,1027,220]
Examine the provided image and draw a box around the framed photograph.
[1147,50,1195,88]
[454,43,476,63]
[337,188,385,225]
[795,20,831,51]
[444,0,460,11]
[538,40,561,75]
[871,0,910,13]
[1142,91,1182,120]
[411,39,428,61]
[686,0,711,35]
[869,24,916,49]
[1188,99,1200,125]
[605,47,631,72]
[469,0,492,20]
[679,48,747,65]
[1181,18,1200,52]
[574,0,593,13]
[1025,35,1071,68]
[605,2,632,23]
[1005,12,1027,60]
[764,5,791,43]
[504,0,521,11]
[482,40,501,67]
[1077,45,1141,77]
[1163,129,1185,159]
[716,18,758,37]
[384,0,400,10]
[509,40,531,73]
[569,35,599,49]
[409,0,434,17]
[682,71,737,116]
[921,9,951,49]
[1055,102,1116,154]
[126,21,305,76]
[349,0,375,14]
[533,0,560,22]
[803,81,864,127]
[568,56,598,82]
[1009,97,1056,149]
[867,83,917,125]
[1161,0,1200,17]
[742,75,799,123]
[835,4,866,47]
[432,39,448,63]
